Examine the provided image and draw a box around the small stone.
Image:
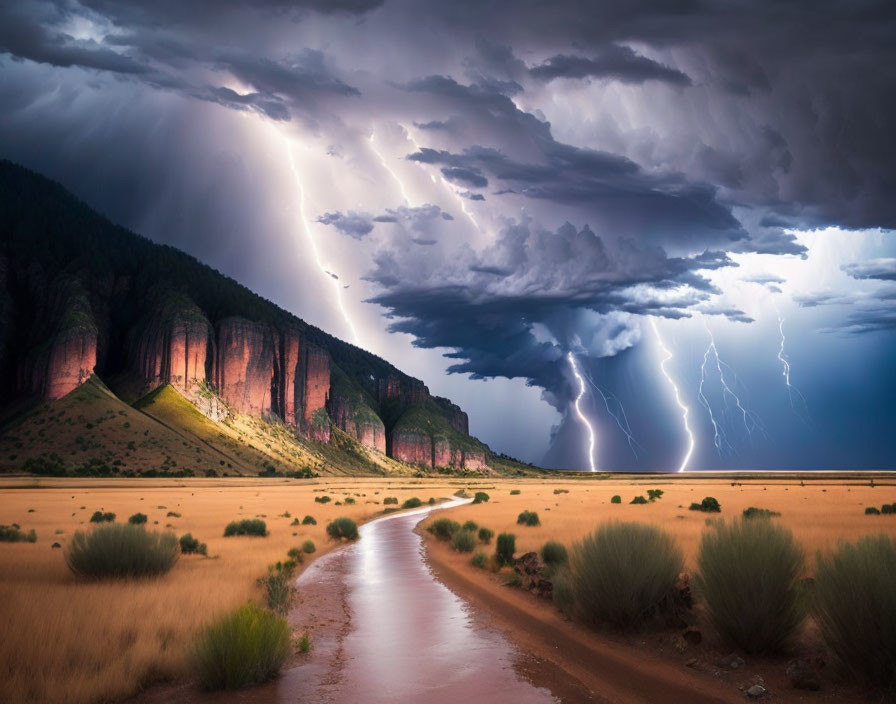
[745,684,766,699]
[717,653,745,670]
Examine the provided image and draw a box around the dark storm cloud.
[365,219,737,399]
[317,210,374,238]
[842,259,896,281]
[529,46,692,86]
[439,167,487,188]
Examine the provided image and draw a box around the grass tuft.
[326,517,359,541]
[696,517,804,653]
[540,540,569,568]
[191,604,291,690]
[223,519,267,537]
[451,529,476,553]
[496,533,516,566]
[814,534,896,687]
[428,518,460,541]
[0,525,36,542]
[65,523,178,578]
[517,510,540,526]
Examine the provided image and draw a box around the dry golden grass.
[0,476,463,704]
[429,477,896,572]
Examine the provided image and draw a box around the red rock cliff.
[214,317,274,416]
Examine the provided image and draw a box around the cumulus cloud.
[842,258,896,281]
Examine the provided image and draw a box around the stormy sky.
[1,0,894,470]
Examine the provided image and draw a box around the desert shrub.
[428,518,460,541]
[401,497,422,509]
[344,497,356,505]
[517,510,540,526]
[510,489,521,495]
[553,488,569,495]
[882,503,895,515]
[610,495,621,504]
[552,567,576,617]
[128,512,148,525]
[314,496,331,504]
[478,527,494,544]
[427,497,436,505]
[453,489,469,498]
[814,535,896,687]
[462,520,479,532]
[496,533,516,566]
[65,524,179,578]
[89,511,115,523]
[326,517,359,541]
[865,507,881,515]
[167,511,181,518]
[696,518,804,653]
[301,515,316,525]
[568,522,683,629]
[180,533,207,555]
[451,529,477,553]
[302,540,315,554]
[258,561,296,614]
[689,497,722,512]
[224,519,267,537]
[297,632,311,653]
[191,604,291,690]
[471,551,487,568]
[0,525,36,542]
[382,497,398,505]
[743,507,781,519]
[472,492,490,504]
[540,540,569,568]
[630,495,648,505]
[647,489,664,501]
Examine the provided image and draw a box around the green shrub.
[630,495,648,505]
[743,506,781,519]
[814,535,896,687]
[302,540,315,554]
[496,533,516,566]
[478,527,494,544]
[65,524,179,578]
[314,496,331,504]
[128,512,148,525]
[540,540,569,567]
[689,497,722,512]
[258,561,296,614]
[472,492,490,504]
[647,489,664,501]
[89,511,115,523]
[224,519,267,537]
[510,489,521,495]
[326,517,359,541]
[553,488,569,495]
[882,503,895,515]
[552,567,576,617]
[0,525,36,542]
[301,515,316,525]
[696,518,804,653]
[610,495,621,504]
[471,551,487,568]
[383,497,398,505]
[167,511,181,518]
[865,506,881,515]
[180,533,207,555]
[428,518,460,541]
[451,530,477,553]
[427,497,436,505]
[401,497,422,509]
[568,522,683,629]
[462,520,479,532]
[517,510,540,526]
[343,497,355,505]
[297,632,311,654]
[191,604,291,690]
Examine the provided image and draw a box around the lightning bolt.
[649,318,695,472]
[285,141,360,344]
[567,352,598,472]
[698,335,730,457]
[369,131,412,205]
[703,319,766,441]
[773,300,810,419]
[581,369,641,459]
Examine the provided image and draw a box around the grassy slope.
[0,377,421,476]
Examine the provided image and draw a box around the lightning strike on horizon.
[703,319,765,440]
[774,301,793,401]
[567,352,598,472]
[285,141,360,344]
[650,318,695,472]
[698,336,729,456]
[581,369,641,459]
